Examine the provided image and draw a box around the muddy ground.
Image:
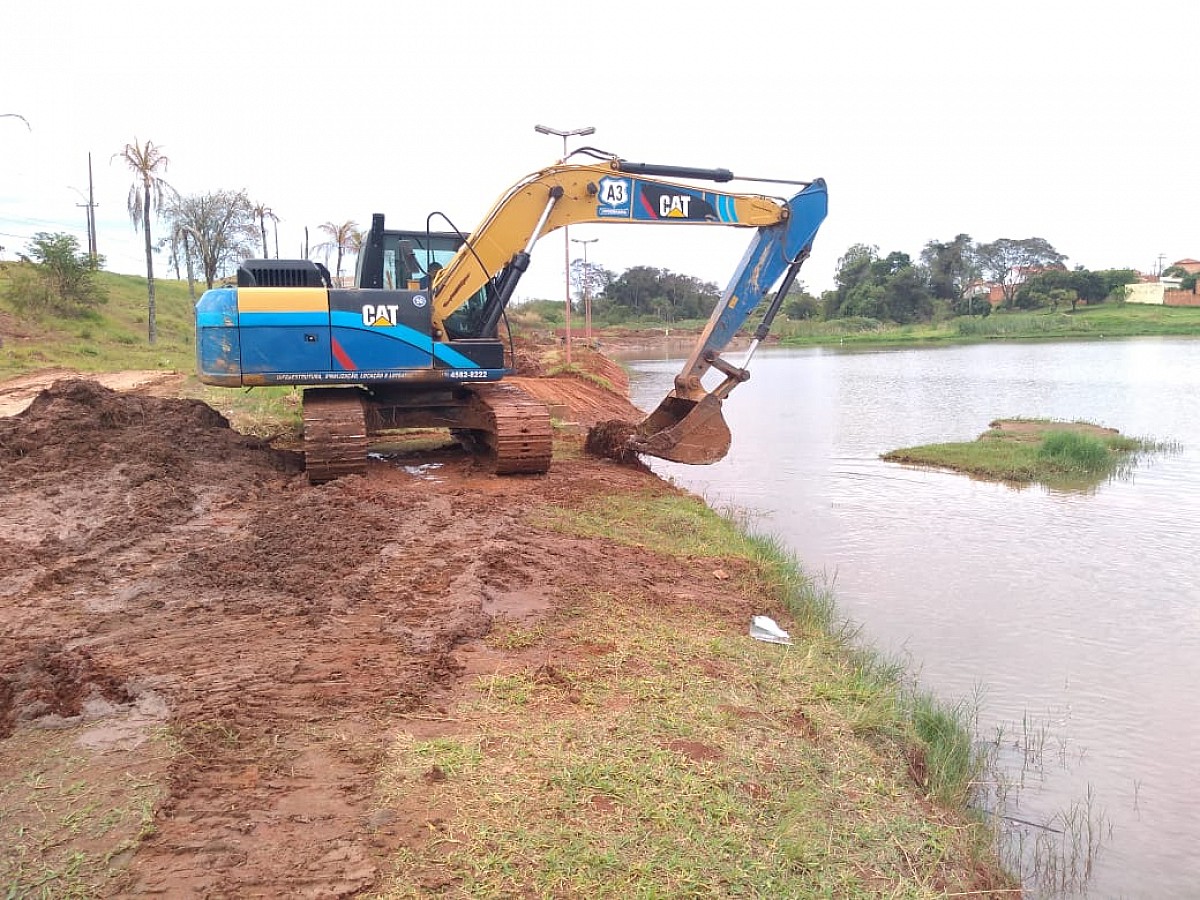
[0,370,714,896]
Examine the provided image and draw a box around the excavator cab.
[354,217,492,340]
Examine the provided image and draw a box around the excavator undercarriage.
[301,382,552,483]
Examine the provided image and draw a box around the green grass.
[0,728,168,898]
[883,418,1165,489]
[1037,430,1111,472]
[0,267,200,378]
[543,361,616,393]
[769,304,1200,348]
[372,491,1011,897]
[188,383,304,440]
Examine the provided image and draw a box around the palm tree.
[315,220,359,281]
[117,138,171,344]
[251,202,278,258]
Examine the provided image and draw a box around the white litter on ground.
[749,615,792,646]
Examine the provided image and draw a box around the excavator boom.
[426,153,827,465]
[431,157,792,335]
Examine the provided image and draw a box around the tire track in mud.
[1,377,667,895]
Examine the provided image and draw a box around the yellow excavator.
[195,150,828,481]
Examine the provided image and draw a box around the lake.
[625,338,1200,898]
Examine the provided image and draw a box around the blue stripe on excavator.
[718,194,734,223]
[700,179,828,356]
[196,285,494,385]
[324,310,480,369]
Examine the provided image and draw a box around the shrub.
[4,233,107,317]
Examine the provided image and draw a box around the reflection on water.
[626,338,1200,898]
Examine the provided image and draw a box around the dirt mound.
[0,368,186,417]
[0,378,298,478]
[509,335,632,393]
[510,374,643,428]
[585,418,641,463]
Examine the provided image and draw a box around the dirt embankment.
[0,364,1008,896]
[0,373,670,895]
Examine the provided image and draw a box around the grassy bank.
[573,303,1200,350]
[763,301,1195,348]
[771,304,1200,348]
[377,490,1011,896]
[883,418,1163,489]
[0,268,198,378]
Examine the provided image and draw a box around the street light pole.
[534,124,595,365]
[571,237,598,341]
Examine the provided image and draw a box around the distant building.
[1126,278,1188,305]
[1126,282,1168,304]
[1171,258,1200,276]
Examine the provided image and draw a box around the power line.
[0,214,89,229]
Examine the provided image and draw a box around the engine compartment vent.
[237,259,332,288]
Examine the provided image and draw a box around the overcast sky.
[3,0,1196,303]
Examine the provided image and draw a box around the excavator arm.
[432,153,828,465]
[630,179,828,463]
[431,157,791,336]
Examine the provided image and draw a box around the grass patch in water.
[883,418,1167,489]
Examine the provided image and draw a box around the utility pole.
[534,124,595,365]
[87,153,97,261]
[71,153,100,264]
[571,237,598,341]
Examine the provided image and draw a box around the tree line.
[793,235,1139,323]
[569,262,722,324]
[571,234,1144,326]
[5,149,1160,342]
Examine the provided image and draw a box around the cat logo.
[659,195,693,218]
[362,304,400,327]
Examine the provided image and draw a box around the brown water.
[626,338,1200,898]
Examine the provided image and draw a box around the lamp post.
[534,124,595,365]
[571,237,598,341]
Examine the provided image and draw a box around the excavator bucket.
[629,394,731,464]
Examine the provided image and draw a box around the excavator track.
[301,387,369,484]
[468,382,552,475]
[300,383,549,482]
